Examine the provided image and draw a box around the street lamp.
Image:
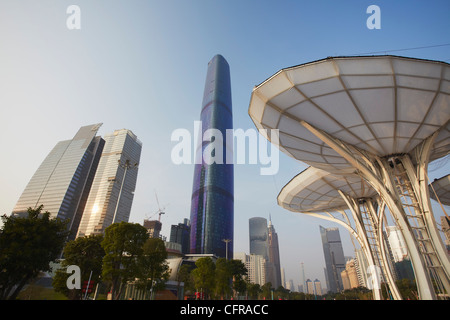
[222,239,232,260]
[112,159,138,224]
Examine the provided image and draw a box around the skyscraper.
[12,124,104,239]
[320,225,346,293]
[189,55,234,259]
[267,217,282,289]
[249,216,282,288]
[170,219,191,254]
[76,129,142,237]
[234,252,266,286]
[386,225,408,262]
[249,217,268,259]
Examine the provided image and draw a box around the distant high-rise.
[300,263,306,293]
[189,55,234,259]
[234,252,266,286]
[267,217,282,289]
[320,225,345,293]
[313,279,323,296]
[143,219,162,239]
[77,129,142,237]
[341,259,359,290]
[386,225,408,262]
[12,124,104,239]
[170,219,191,254]
[249,216,282,288]
[249,217,268,259]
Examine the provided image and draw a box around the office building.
[281,267,286,289]
[341,259,359,290]
[234,252,266,286]
[305,279,314,295]
[249,217,268,259]
[313,279,323,296]
[189,55,234,258]
[267,217,282,289]
[170,219,191,254]
[76,129,142,237]
[249,216,282,288]
[12,124,104,239]
[143,219,162,239]
[386,226,408,262]
[320,226,346,293]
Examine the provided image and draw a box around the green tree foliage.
[261,282,273,300]
[246,282,262,300]
[0,206,69,300]
[188,258,248,300]
[177,264,195,296]
[135,238,170,299]
[387,279,418,300]
[52,234,105,299]
[101,222,149,300]
[214,258,232,299]
[192,257,216,299]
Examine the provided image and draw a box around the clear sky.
[0,0,449,290]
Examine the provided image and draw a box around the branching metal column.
[300,120,438,299]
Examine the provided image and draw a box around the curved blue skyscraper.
[190,55,234,259]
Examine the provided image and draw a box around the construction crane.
[154,192,165,222]
[145,191,166,222]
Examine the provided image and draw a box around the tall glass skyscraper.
[189,55,234,259]
[249,216,282,288]
[320,225,346,293]
[12,124,105,239]
[267,217,282,289]
[249,217,268,259]
[76,129,142,237]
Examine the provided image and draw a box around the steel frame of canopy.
[301,120,450,300]
[278,169,402,300]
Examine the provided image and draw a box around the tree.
[0,206,69,300]
[101,222,149,300]
[214,258,232,299]
[52,234,105,299]
[274,286,290,300]
[228,259,247,298]
[191,257,215,299]
[135,238,170,299]
[177,264,195,297]
[261,282,273,300]
[394,279,418,300]
[246,282,262,300]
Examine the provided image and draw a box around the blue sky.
[0,0,449,289]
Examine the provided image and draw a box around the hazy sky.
[1,0,449,289]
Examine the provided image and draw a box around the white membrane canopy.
[430,174,450,206]
[249,56,450,174]
[278,166,377,213]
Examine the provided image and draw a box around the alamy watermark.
[66,5,81,30]
[171,121,280,175]
[367,5,381,30]
[66,265,81,289]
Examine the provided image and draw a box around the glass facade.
[76,129,142,237]
[267,219,282,289]
[320,225,346,293]
[12,124,104,239]
[189,55,234,258]
[249,217,268,259]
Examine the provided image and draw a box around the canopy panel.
[278,167,377,213]
[430,174,450,206]
[249,56,450,174]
